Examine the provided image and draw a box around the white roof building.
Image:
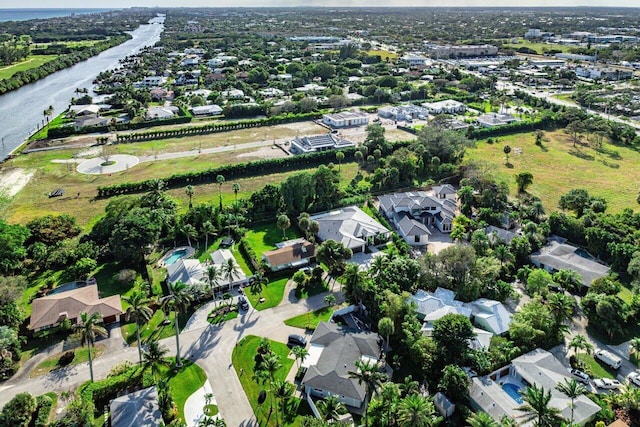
[166,259,206,286]
[310,206,390,253]
[422,99,467,115]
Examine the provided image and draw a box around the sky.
[10,0,640,8]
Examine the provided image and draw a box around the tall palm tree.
[185,185,194,209]
[122,288,153,364]
[143,339,170,382]
[629,337,640,361]
[516,383,563,427]
[222,258,240,292]
[348,359,386,427]
[317,394,346,421]
[568,334,593,356]
[73,312,107,383]
[216,175,225,209]
[290,345,309,370]
[546,293,574,337]
[342,263,366,304]
[555,378,586,424]
[397,394,439,427]
[206,265,222,304]
[466,411,499,427]
[232,183,240,205]
[182,223,197,248]
[272,379,294,426]
[201,221,216,251]
[250,272,268,302]
[160,281,193,368]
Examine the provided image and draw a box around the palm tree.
[232,183,240,205]
[182,223,197,248]
[378,317,394,353]
[290,345,309,370]
[202,221,216,251]
[272,379,294,426]
[143,339,170,382]
[216,175,225,209]
[160,281,193,368]
[516,384,563,427]
[546,293,574,336]
[276,214,291,240]
[629,337,640,361]
[122,287,153,364]
[250,272,268,302]
[397,394,439,427]
[555,378,586,424]
[348,359,386,427]
[503,145,511,163]
[185,185,194,209]
[466,411,499,427]
[317,394,346,421]
[342,263,366,304]
[206,265,222,304]
[73,311,107,383]
[222,258,240,292]
[568,334,591,356]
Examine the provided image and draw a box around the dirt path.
[0,168,34,197]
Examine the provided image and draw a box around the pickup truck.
[594,378,622,390]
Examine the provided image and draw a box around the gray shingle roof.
[310,206,390,250]
[531,241,610,286]
[396,215,430,237]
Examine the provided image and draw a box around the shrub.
[58,351,75,366]
[33,395,54,427]
[0,392,37,427]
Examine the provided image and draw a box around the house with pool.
[469,348,600,425]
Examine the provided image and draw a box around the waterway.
[0,16,164,161]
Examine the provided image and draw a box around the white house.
[395,215,431,247]
[322,110,369,128]
[190,105,223,116]
[310,206,390,253]
[210,249,247,290]
[475,113,519,128]
[221,89,245,100]
[377,104,429,121]
[378,189,457,234]
[422,100,467,115]
[167,259,206,286]
[290,134,355,155]
[145,106,179,120]
[469,349,601,426]
[401,54,428,66]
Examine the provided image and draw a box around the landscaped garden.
[245,278,289,310]
[284,305,339,331]
[245,223,303,257]
[30,344,105,378]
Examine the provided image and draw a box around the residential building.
[29,284,123,331]
[68,105,101,116]
[483,225,518,245]
[434,392,455,418]
[422,100,467,115]
[469,299,511,336]
[310,206,390,253]
[221,89,245,99]
[378,104,429,121]
[166,259,206,286]
[575,66,633,81]
[475,113,519,128]
[301,321,383,409]
[145,106,179,120]
[190,105,223,116]
[175,70,200,85]
[290,134,355,155]
[469,348,601,426]
[395,215,431,247]
[531,240,610,287]
[322,110,369,128]
[378,189,457,234]
[428,44,498,58]
[401,54,429,66]
[110,386,162,427]
[210,249,248,288]
[262,239,316,272]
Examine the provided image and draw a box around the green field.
[284,305,340,330]
[465,129,640,213]
[367,50,398,61]
[31,344,105,378]
[245,277,288,310]
[503,40,575,55]
[245,223,304,257]
[0,55,58,80]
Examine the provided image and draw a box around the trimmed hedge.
[114,111,324,143]
[34,394,54,427]
[97,148,356,197]
[78,366,144,415]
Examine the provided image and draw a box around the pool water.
[49,281,84,295]
[165,249,188,266]
[502,383,523,404]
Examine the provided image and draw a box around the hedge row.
[115,111,324,143]
[79,366,144,414]
[238,238,260,273]
[97,148,355,197]
[33,394,54,427]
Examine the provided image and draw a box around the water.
[502,383,523,404]
[0,9,113,22]
[165,249,189,266]
[48,281,85,295]
[0,16,164,161]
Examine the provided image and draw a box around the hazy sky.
[11,1,640,8]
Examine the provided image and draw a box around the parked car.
[627,371,640,387]
[595,349,622,369]
[594,378,622,389]
[287,334,307,348]
[568,368,590,384]
[237,295,249,311]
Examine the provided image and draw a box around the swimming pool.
[502,383,523,404]
[165,249,188,266]
[48,281,85,295]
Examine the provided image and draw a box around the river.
[0,16,164,161]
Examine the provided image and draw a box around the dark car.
[287,334,307,348]
[237,295,249,311]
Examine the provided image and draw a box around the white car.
[568,368,590,384]
[627,372,640,387]
[594,378,622,390]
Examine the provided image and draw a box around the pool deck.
[158,246,195,268]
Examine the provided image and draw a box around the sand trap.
[0,168,34,197]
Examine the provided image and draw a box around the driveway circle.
[76,154,140,175]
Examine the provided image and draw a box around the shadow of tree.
[568,149,595,161]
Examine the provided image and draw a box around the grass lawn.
[208,304,239,324]
[294,279,330,299]
[576,353,616,379]
[41,392,58,424]
[464,129,640,213]
[30,344,105,378]
[246,278,288,310]
[245,223,303,257]
[284,305,339,330]
[168,360,207,421]
[121,308,193,346]
[502,40,574,54]
[232,335,311,426]
[196,237,253,276]
[367,50,398,60]
[618,285,634,304]
[0,54,58,80]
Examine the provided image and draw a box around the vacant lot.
[465,129,640,213]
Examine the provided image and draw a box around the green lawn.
[208,304,238,324]
[618,285,634,304]
[502,40,575,54]
[294,279,330,299]
[367,50,398,60]
[30,344,105,378]
[0,54,58,80]
[245,223,303,257]
[465,129,640,213]
[577,353,616,379]
[246,278,288,310]
[284,306,338,331]
[196,237,252,276]
[121,308,193,346]
[232,335,311,426]
[168,360,207,421]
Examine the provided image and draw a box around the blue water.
[575,248,592,259]
[0,9,113,22]
[165,249,188,266]
[48,281,85,295]
[502,383,523,404]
